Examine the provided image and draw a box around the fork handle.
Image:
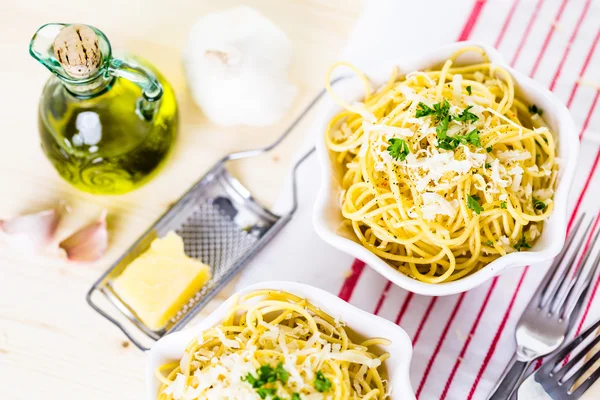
[488,355,532,400]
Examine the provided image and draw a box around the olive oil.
[38,66,177,194]
[30,23,178,194]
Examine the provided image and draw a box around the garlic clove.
[183,6,297,127]
[59,210,108,262]
[0,209,60,248]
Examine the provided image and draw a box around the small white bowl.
[146,281,415,400]
[313,41,579,296]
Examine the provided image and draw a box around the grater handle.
[289,147,316,213]
[225,76,347,161]
[86,286,152,351]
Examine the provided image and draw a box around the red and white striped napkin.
[237,0,600,398]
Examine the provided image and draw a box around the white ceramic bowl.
[313,41,579,296]
[146,281,415,400]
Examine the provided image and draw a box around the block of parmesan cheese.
[112,231,211,331]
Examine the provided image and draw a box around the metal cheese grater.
[86,82,343,351]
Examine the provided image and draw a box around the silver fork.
[488,213,600,399]
[518,316,600,399]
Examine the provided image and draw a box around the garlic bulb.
[183,6,297,126]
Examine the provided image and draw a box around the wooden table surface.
[0,1,361,398]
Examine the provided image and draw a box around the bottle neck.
[63,73,114,99]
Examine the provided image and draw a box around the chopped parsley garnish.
[242,363,291,398]
[415,100,482,150]
[437,138,455,151]
[314,371,332,393]
[387,138,410,161]
[415,102,434,118]
[453,105,479,123]
[243,372,259,387]
[483,240,494,246]
[486,146,493,153]
[466,85,472,95]
[415,100,452,139]
[514,234,532,251]
[291,394,301,400]
[501,201,507,209]
[438,128,482,150]
[533,198,546,211]
[462,128,482,147]
[436,116,450,140]
[485,163,491,169]
[274,362,289,384]
[258,364,278,385]
[415,99,450,120]
[528,104,543,116]
[257,388,277,399]
[467,195,484,215]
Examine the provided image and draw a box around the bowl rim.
[313,41,580,296]
[145,280,416,400]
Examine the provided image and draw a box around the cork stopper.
[53,24,102,79]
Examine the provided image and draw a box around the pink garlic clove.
[0,209,60,248]
[59,210,108,262]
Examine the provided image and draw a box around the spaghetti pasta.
[325,47,558,284]
[156,290,391,399]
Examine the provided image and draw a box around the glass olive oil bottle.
[30,23,177,194]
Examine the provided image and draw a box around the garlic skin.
[183,6,297,126]
[0,209,59,249]
[59,211,108,262]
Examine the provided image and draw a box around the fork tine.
[554,331,600,383]
[537,317,600,378]
[562,241,600,324]
[543,217,594,310]
[560,336,600,391]
[537,213,587,305]
[572,351,600,397]
[553,221,600,318]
